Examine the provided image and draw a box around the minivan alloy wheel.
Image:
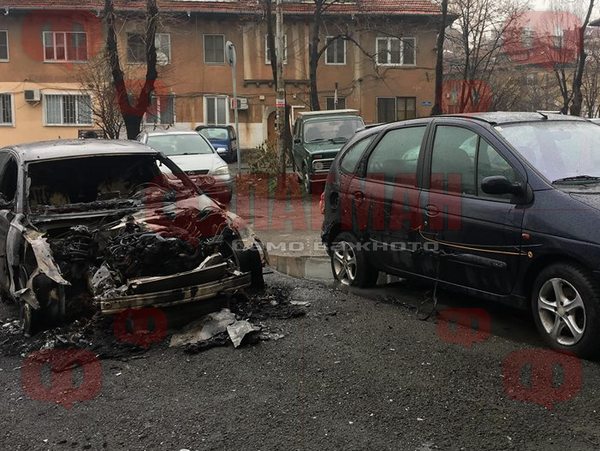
[332,241,357,285]
[538,277,586,346]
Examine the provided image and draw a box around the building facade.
[0,0,444,148]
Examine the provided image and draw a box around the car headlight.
[212,165,230,176]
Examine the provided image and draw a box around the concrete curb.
[268,253,332,282]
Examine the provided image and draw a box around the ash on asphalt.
[0,283,308,360]
[2,272,600,450]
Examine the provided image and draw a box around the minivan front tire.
[330,233,378,287]
[531,263,600,358]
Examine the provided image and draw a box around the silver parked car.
[138,130,233,203]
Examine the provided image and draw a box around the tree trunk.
[124,115,143,140]
[431,0,448,116]
[570,0,595,116]
[309,2,322,111]
[103,0,158,139]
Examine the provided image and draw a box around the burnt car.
[322,112,600,358]
[0,140,265,335]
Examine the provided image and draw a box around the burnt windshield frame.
[25,153,201,214]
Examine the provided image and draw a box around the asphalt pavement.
[1,271,600,450]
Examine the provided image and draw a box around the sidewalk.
[227,172,331,282]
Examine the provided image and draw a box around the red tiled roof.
[2,0,442,17]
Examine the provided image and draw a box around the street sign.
[275,98,285,108]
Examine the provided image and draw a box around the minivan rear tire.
[330,233,378,288]
[531,263,600,358]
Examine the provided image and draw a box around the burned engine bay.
[17,153,262,324]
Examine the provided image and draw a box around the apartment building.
[0,0,445,148]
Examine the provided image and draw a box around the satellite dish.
[157,51,169,66]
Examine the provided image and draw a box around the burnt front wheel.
[532,263,600,358]
[20,301,42,337]
[330,233,378,288]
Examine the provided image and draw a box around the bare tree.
[432,0,449,116]
[569,0,595,116]
[103,0,159,139]
[445,0,524,113]
[78,51,124,139]
[582,29,600,117]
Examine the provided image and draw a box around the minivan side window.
[340,135,375,173]
[431,125,518,200]
[366,126,426,185]
[430,126,478,195]
[478,139,517,200]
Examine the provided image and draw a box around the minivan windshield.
[146,134,214,156]
[303,117,364,143]
[496,121,600,183]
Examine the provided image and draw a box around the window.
[377,97,416,123]
[204,35,225,64]
[340,135,375,173]
[326,97,346,110]
[265,34,287,64]
[127,34,145,63]
[155,33,171,64]
[326,36,345,65]
[431,126,477,195]
[128,33,171,64]
[477,140,517,200]
[205,96,228,125]
[145,95,175,125]
[366,126,426,184]
[44,94,92,125]
[521,27,535,49]
[0,31,8,61]
[0,94,13,125]
[43,31,88,62]
[376,37,415,66]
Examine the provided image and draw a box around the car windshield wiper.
[329,137,348,143]
[552,175,600,184]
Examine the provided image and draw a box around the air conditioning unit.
[24,89,41,102]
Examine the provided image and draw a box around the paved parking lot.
[1,272,600,450]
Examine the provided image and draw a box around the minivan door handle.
[425,204,440,217]
[354,191,365,203]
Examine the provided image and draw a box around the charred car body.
[0,140,265,334]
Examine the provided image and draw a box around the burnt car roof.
[7,139,157,162]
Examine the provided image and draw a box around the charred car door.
[420,122,527,296]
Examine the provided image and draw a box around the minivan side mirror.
[481,176,524,196]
